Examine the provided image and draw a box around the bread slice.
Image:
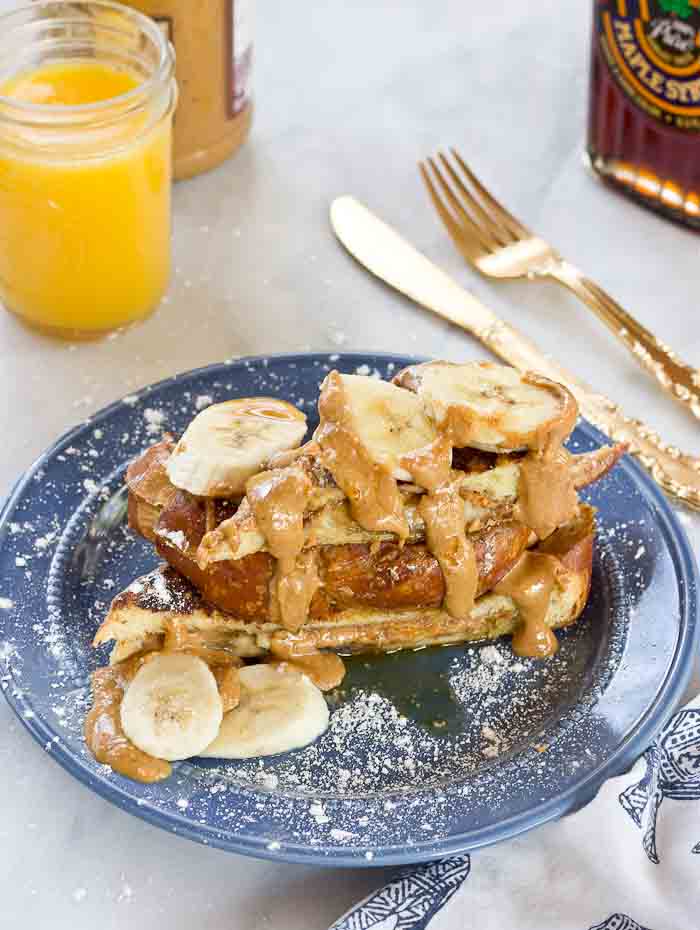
[95,507,594,664]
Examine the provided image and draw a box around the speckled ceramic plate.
[0,353,697,867]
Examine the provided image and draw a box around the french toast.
[85,362,624,781]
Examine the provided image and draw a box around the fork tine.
[426,157,500,254]
[418,162,485,265]
[437,152,514,247]
[450,148,531,239]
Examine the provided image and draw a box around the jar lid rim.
[0,0,175,121]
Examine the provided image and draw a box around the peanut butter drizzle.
[163,619,244,667]
[515,374,580,540]
[246,466,315,631]
[494,550,559,658]
[404,437,478,620]
[267,653,346,691]
[84,665,171,783]
[204,498,217,534]
[316,371,408,540]
[418,487,477,619]
[517,446,578,541]
[212,665,241,712]
[274,549,321,632]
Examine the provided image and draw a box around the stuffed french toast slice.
[86,361,624,783]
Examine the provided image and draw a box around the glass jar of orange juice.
[0,1,176,337]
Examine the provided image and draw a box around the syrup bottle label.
[597,0,700,131]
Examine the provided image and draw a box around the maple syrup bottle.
[587,0,700,227]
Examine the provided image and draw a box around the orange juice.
[0,56,174,336]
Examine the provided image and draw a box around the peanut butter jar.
[126,0,252,179]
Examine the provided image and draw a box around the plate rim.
[1,351,698,868]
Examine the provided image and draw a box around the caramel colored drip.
[275,549,321,632]
[247,466,314,630]
[418,486,477,619]
[494,551,559,658]
[163,619,244,667]
[403,436,478,620]
[246,468,312,560]
[268,636,346,691]
[316,371,408,540]
[204,499,217,534]
[84,667,171,783]
[212,665,241,713]
[400,435,452,492]
[267,653,346,692]
[267,440,320,471]
[517,446,578,541]
[514,374,579,540]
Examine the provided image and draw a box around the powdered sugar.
[310,802,330,824]
[329,828,357,842]
[156,528,187,551]
[449,645,514,698]
[144,408,166,435]
[354,363,382,379]
[34,531,57,551]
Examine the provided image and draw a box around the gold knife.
[330,195,700,511]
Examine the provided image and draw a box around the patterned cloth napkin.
[329,697,700,930]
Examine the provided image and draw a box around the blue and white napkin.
[329,697,700,930]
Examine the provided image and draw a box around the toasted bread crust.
[95,509,594,660]
[151,484,532,618]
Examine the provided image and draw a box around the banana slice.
[394,361,577,453]
[317,372,437,481]
[200,664,329,759]
[120,653,223,761]
[166,398,307,498]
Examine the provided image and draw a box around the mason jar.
[0,0,177,337]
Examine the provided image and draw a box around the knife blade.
[330,195,700,511]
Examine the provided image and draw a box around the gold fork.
[419,149,700,423]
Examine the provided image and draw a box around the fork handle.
[550,261,700,422]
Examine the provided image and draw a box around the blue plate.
[0,353,697,867]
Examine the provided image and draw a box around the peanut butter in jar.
[126,0,252,179]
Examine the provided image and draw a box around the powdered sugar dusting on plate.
[144,408,166,435]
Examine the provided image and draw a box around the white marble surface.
[0,1,699,927]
